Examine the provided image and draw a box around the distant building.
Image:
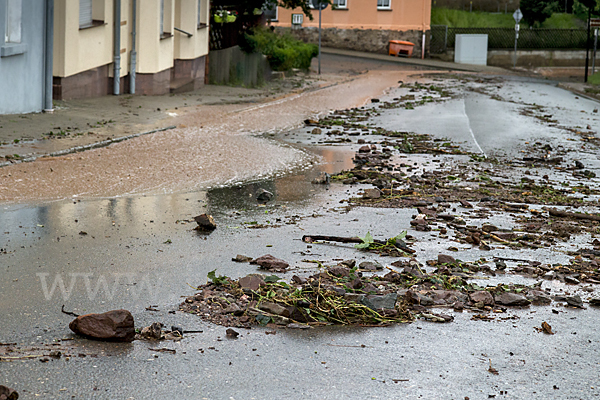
[270,0,432,56]
[0,0,53,114]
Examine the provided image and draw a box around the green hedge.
[241,28,318,71]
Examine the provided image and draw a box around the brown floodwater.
[0,69,414,204]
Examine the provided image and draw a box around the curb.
[0,125,177,168]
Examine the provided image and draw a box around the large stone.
[359,260,383,271]
[69,309,135,342]
[469,290,494,306]
[256,189,274,202]
[494,292,531,307]
[238,275,265,291]
[258,302,290,317]
[0,386,18,400]
[527,290,552,305]
[438,254,457,265]
[251,254,289,272]
[363,188,381,199]
[362,293,398,310]
[194,214,216,231]
[566,295,584,308]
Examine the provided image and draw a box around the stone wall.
[275,27,429,57]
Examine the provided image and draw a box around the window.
[5,0,22,43]
[198,0,207,27]
[262,1,278,21]
[79,0,104,29]
[79,0,93,28]
[160,0,164,35]
[333,0,347,9]
[377,0,391,9]
[160,0,172,38]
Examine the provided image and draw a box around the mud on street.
[1,57,600,399]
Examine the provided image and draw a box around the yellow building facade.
[53,0,210,99]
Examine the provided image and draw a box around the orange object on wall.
[388,40,414,57]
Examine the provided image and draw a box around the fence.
[430,25,589,53]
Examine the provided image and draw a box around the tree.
[212,0,329,20]
[520,0,558,26]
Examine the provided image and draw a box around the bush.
[241,28,318,71]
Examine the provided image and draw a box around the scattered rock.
[363,188,381,199]
[469,290,494,306]
[438,254,457,265]
[258,302,290,317]
[526,290,552,305]
[239,275,265,291]
[362,293,398,310]
[232,254,253,263]
[69,309,135,342]
[250,254,289,272]
[358,260,383,270]
[565,295,584,308]
[140,322,164,340]
[494,292,531,307]
[256,189,274,202]
[358,145,371,153]
[311,128,322,135]
[194,214,216,231]
[226,328,239,338]
[312,172,330,184]
[541,321,554,335]
[0,386,18,400]
[589,298,600,307]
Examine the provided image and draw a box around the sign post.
[512,9,522,69]
[311,0,328,74]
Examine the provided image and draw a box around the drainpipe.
[130,0,136,93]
[44,0,54,112]
[113,0,121,95]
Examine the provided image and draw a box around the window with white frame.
[5,0,22,43]
[333,0,347,9]
[377,0,391,9]
[262,1,278,21]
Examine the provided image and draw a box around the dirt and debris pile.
[178,255,589,328]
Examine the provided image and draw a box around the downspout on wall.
[130,0,136,94]
[44,0,54,112]
[113,0,121,95]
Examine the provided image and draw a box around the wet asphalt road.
[2,60,600,399]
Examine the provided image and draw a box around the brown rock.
[140,322,164,340]
[469,290,494,306]
[250,254,289,272]
[194,214,216,231]
[239,275,265,291]
[0,386,18,400]
[232,254,253,263]
[358,145,371,153]
[69,309,135,342]
[438,254,457,265]
[363,188,381,199]
[258,302,290,317]
[494,292,531,307]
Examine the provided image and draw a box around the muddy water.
[0,70,414,204]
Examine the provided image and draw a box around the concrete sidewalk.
[322,47,510,74]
